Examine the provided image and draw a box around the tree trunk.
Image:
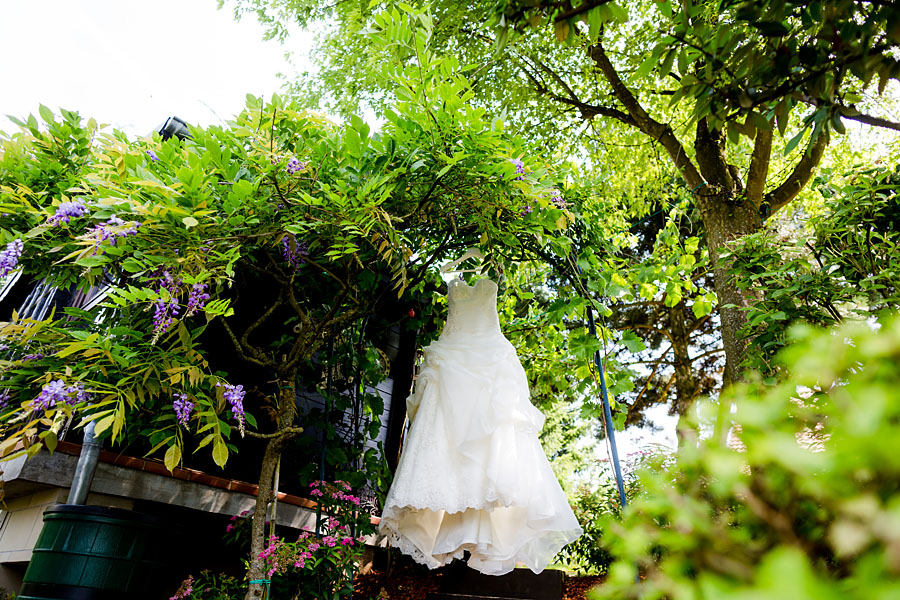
[245,437,281,600]
[669,300,701,444]
[245,382,301,600]
[701,195,762,387]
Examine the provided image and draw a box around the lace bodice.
[441,278,501,338]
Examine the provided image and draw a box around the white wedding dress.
[379,278,583,575]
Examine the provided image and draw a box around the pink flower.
[341,537,354,546]
[308,542,320,552]
[323,536,337,548]
[225,524,234,533]
[310,488,324,497]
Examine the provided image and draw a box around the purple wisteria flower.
[0,390,12,409]
[89,214,140,248]
[510,158,526,180]
[173,393,193,427]
[0,239,24,278]
[146,150,159,162]
[548,190,566,208]
[286,158,306,174]
[30,379,89,411]
[47,200,88,226]
[151,270,181,343]
[281,234,308,272]
[520,197,538,217]
[184,282,210,317]
[217,382,245,435]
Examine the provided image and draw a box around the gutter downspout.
[66,420,101,505]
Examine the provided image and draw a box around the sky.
[0,0,304,136]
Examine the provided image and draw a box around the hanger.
[440,248,485,274]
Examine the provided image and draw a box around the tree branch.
[694,118,737,193]
[689,347,725,362]
[746,129,773,208]
[301,255,357,296]
[552,0,613,23]
[241,290,284,360]
[841,109,900,132]
[765,131,828,215]
[217,316,269,368]
[588,41,705,193]
[511,51,636,126]
[245,426,304,440]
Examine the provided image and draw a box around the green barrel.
[19,504,168,600]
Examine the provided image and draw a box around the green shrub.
[592,316,900,599]
[170,571,244,600]
[558,447,673,575]
[727,162,900,375]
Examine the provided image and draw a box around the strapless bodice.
[441,278,501,338]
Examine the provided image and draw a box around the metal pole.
[316,334,335,536]
[586,307,628,511]
[269,455,281,540]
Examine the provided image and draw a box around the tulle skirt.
[379,331,583,575]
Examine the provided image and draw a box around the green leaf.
[38,104,55,123]
[164,444,181,472]
[692,298,713,318]
[831,111,846,134]
[43,430,58,453]
[121,258,144,273]
[775,100,790,135]
[621,331,646,353]
[182,216,199,228]
[783,129,806,155]
[112,407,125,441]
[212,437,228,467]
[92,414,116,436]
[75,255,109,268]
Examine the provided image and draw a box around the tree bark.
[689,118,765,386]
[668,300,701,443]
[701,194,763,386]
[245,436,281,600]
[245,382,301,600]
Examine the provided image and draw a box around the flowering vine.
[87,215,140,253]
[150,270,181,343]
[217,382,245,435]
[47,200,88,226]
[30,379,90,411]
[281,233,308,273]
[184,283,210,317]
[173,393,193,428]
[0,239,23,278]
